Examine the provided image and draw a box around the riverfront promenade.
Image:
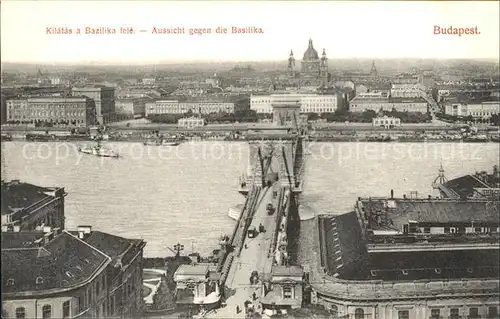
[208,184,280,318]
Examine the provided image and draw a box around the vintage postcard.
[1,1,499,318]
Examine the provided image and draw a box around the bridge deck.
[209,184,281,318]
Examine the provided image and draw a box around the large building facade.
[349,93,428,113]
[72,86,115,124]
[115,98,147,120]
[390,83,425,98]
[145,100,235,116]
[287,39,330,87]
[1,226,146,319]
[251,93,338,114]
[444,99,499,119]
[5,97,96,127]
[299,196,500,319]
[1,180,66,231]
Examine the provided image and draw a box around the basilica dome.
[302,39,319,60]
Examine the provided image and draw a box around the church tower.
[287,50,295,77]
[320,49,328,86]
[370,60,378,77]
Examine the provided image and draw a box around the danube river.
[1,141,498,257]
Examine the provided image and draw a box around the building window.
[15,307,26,319]
[283,286,293,299]
[487,307,498,318]
[474,227,482,233]
[77,296,83,312]
[63,301,70,318]
[430,309,440,318]
[355,308,364,319]
[42,305,51,319]
[424,227,431,233]
[444,227,450,233]
[398,310,409,319]
[468,307,479,318]
[450,308,459,319]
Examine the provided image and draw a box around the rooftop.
[451,95,500,105]
[1,231,111,296]
[83,231,145,268]
[317,211,500,281]
[1,180,58,216]
[271,265,304,278]
[351,96,428,104]
[360,198,500,232]
[440,174,492,198]
[175,264,210,277]
[1,231,48,249]
[318,212,367,279]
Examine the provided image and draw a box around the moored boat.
[143,138,181,146]
[1,133,13,141]
[162,141,180,146]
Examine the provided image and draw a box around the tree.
[306,113,320,121]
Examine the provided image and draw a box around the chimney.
[77,225,92,240]
[390,189,394,199]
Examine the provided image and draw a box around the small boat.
[26,133,55,142]
[162,141,180,146]
[1,134,13,141]
[143,140,162,146]
[78,141,119,158]
[143,138,181,146]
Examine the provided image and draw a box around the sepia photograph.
[1,1,499,318]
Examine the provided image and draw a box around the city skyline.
[1,1,499,64]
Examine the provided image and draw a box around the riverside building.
[299,195,500,319]
[349,93,428,113]
[1,180,67,232]
[1,226,146,319]
[5,97,96,127]
[145,100,235,116]
[250,93,338,114]
[71,86,116,124]
[444,97,500,120]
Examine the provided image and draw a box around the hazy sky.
[1,1,499,63]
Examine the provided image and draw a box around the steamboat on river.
[78,141,119,158]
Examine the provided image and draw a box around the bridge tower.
[272,99,301,128]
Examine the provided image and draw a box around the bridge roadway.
[208,184,283,318]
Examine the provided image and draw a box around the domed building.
[287,39,330,87]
